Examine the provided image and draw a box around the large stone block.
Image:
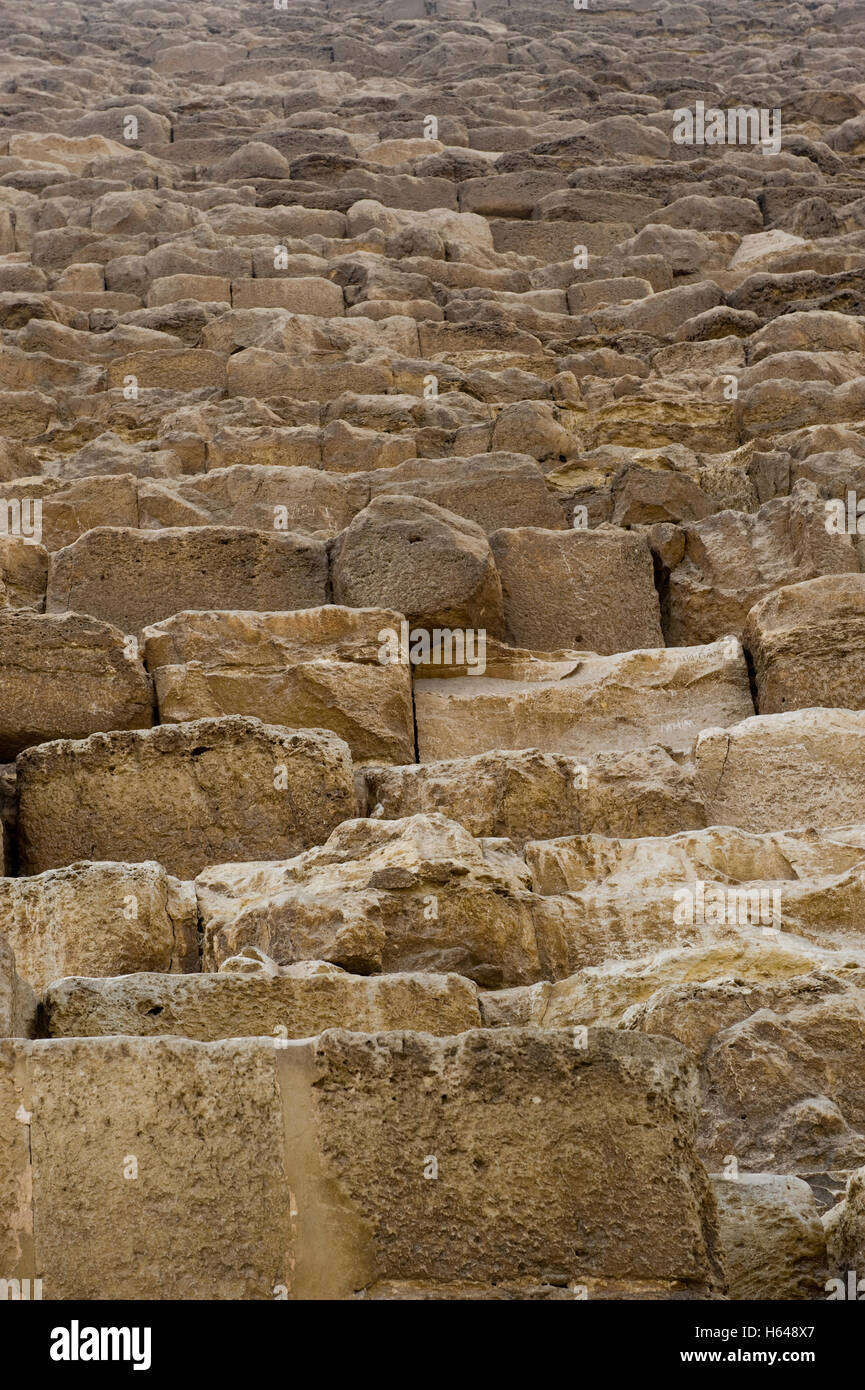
[142,607,415,765]
[369,453,566,534]
[363,745,706,846]
[712,1174,827,1300]
[489,526,663,653]
[197,813,555,988]
[525,822,865,971]
[0,1029,722,1298]
[0,862,197,992]
[137,466,368,539]
[46,526,328,636]
[0,611,153,759]
[657,483,858,646]
[695,708,865,832]
[331,495,504,635]
[44,954,481,1041]
[17,717,356,878]
[744,574,865,714]
[414,639,753,761]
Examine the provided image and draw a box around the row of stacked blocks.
[4,0,865,1299]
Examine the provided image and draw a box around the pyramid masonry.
[3,0,865,1319]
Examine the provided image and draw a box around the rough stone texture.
[8,0,865,1305]
[47,527,328,636]
[415,639,753,761]
[656,484,859,647]
[712,1174,827,1300]
[16,717,356,878]
[0,861,197,992]
[489,527,663,654]
[0,1029,722,1299]
[197,813,556,988]
[331,495,504,636]
[825,1167,865,1283]
[44,953,482,1041]
[0,933,37,1038]
[525,823,865,972]
[0,611,154,758]
[143,606,414,765]
[363,746,707,846]
[695,709,865,832]
[744,575,865,714]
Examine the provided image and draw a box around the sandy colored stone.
[525,822,865,972]
[0,611,153,759]
[46,526,328,636]
[490,526,663,653]
[658,483,859,645]
[137,465,368,539]
[712,1174,827,1300]
[44,953,481,1041]
[0,933,37,1038]
[363,745,706,846]
[744,574,865,714]
[0,1028,721,1298]
[0,861,197,992]
[143,606,414,765]
[695,708,865,832]
[331,494,504,635]
[415,638,753,761]
[197,812,555,988]
[0,536,47,611]
[17,716,356,878]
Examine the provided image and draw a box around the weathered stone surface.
[143,607,414,765]
[0,611,153,758]
[17,717,356,878]
[415,639,753,761]
[712,1174,827,1301]
[137,465,368,539]
[656,484,859,646]
[197,813,555,988]
[0,933,37,1038]
[47,526,328,636]
[9,0,865,1305]
[695,709,865,832]
[0,1029,722,1299]
[44,953,482,1041]
[744,574,865,714]
[331,495,504,635]
[525,823,865,972]
[489,526,663,654]
[825,1167,865,1283]
[0,862,197,992]
[363,746,707,846]
[627,963,865,1176]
